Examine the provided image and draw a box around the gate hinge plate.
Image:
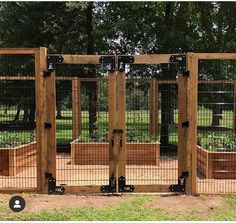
[45,172,65,195]
[169,55,187,71]
[118,56,134,72]
[182,121,189,127]
[118,176,134,192]
[100,177,116,193]
[47,55,64,72]
[99,56,115,72]
[169,171,189,193]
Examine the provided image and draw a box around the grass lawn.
[0,195,236,221]
[0,106,234,146]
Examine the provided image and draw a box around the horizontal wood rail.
[0,48,38,54]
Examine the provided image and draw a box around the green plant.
[202,133,236,151]
[0,131,36,148]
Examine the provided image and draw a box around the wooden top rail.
[0,48,38,55]
[49,54,181,65]
[195,53,236,60]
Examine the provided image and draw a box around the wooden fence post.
[178,53,198,195]
[72,78,81,140]
[150,79,158,136]
[117,69,126,183]
[108,70,118,182]
[234,82,236,134]
[35,47,47,193]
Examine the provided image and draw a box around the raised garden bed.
[0,142,36,176]
[197,146,236,179]
[71,141,160,165]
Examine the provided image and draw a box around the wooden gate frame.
[36,51,198,194]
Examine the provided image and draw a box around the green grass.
[0,106,234,146]
[0,195,236,221]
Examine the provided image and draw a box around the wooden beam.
[117,70,126,185]
[46,68,57,182]
[72,78,81,140]
[35,47,47,193]
[108,71,118,182]
[186,53,198,195]
[0,48,38,54]
[234,82,236,135]
[150,79,158,136]
[133,184,171,192]
[132,54,180,64]
[0,188,37,194]
[53,55,101,64]
[195,53,236,60]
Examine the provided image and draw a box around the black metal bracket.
[99,56,115,72]
[45,172,65,195]
[46,55,64,72]
[118,176,134,192]
[169,171,189,193]
[100,177,116,193]
[44,122,52,129]
[118,56,134,72]
[182,121,189,128]
[169,55,187,71]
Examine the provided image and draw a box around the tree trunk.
[23,109,29,122]
[56,104,62,119]
[13,105,21,121]
[29,109,35,123]
[85,2,98,137]
[211,107,222,126]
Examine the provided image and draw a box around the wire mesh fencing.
[197,59,236,194]
[0,53,37,190]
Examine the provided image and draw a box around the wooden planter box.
[0,142,37,176]
[71,141,160,165]
[197,146,236,179]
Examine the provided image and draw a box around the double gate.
[0,48,201,194]
[37,50,197,194]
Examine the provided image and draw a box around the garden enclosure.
[0,48,236,194]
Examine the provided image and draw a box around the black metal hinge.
[99,56,115,72]
[100,177,116,193]
[118,56,134,72]
[169,171,189,193]
[118,176,134,192]
[45,172,65,195]
[169,55,187,72]
[182,121,189,128]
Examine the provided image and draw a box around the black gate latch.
[118,176,134,192]
[100,177,116,193]
[169,55,187,71]
[169,171,189,193]
[45,172,65,195]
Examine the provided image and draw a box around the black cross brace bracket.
[45,172,65,195]
[100,177,116,193]
[44,55,64,76]
[169,171,189,193]
[99,56,115,72]
[169,55,187,72]
[118,176,134,192]
[118,56,134,72]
